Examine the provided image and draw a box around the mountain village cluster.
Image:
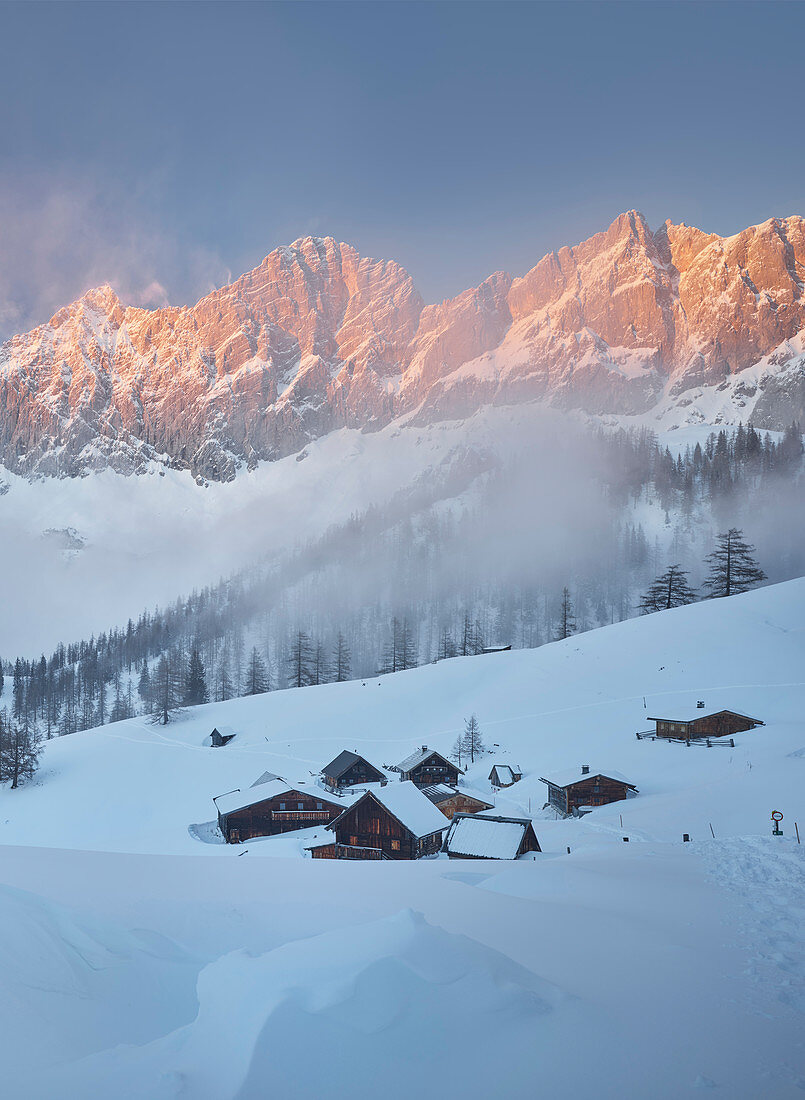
[207,708,763,861]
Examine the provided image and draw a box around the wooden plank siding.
[329,797,442,859]
[547,775,634,815]
[219,789,343,843]
[652,711,762,740]
[404,755,460,789]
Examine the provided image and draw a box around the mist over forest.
[2,416,803,739]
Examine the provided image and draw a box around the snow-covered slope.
[0,581,803,1096]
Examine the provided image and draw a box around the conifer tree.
[151,653,183,725]
[461,713,484,764]
[1,716,41,788]
[333,633,352,682]
[287,632,313,688]
[639,565,697,614]
[184,648,209,706]
[555,588,576,640]
[244,647,269,695]
[702,528,766,598]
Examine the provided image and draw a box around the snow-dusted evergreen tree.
[312,640,328,686]
[287,632,313,688]
[639,565,697,614]
[184,648,209,706]
[137,662,152,711]
[1,715,41,787]
[244,647,269,695]
[451,734,464,769]
[214,652,234,702]
[702,528,767,598]
[555,588,576,640]
[333,633,351,682]
[151,653,183,725]
[437,627,457,661]
[461,713,484,764]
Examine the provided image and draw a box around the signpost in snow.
[771,810,784,836]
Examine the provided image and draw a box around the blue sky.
[0,1,803,334]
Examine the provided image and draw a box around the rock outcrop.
[1,212,803,479]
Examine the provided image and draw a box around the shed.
[488,763,523,788]
[443,813,541,859]
[649,710,763,740]
[422,783,494,820]
[210,727,236,747]
[321,750,387,792]
[396,745,462,788]
[324,781,447,859]
[540,766,637,816]
[214,780,344,843]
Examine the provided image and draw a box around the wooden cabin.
[540,766,637,816]
[396,745,462,788]
[444,814,541,859]
[422,783,494,820]
[488,763,522,788]
[214,780,344,843]
[321,750,386,792]
[210,727,236,747]
[323,781,447,859]
[649,710,763,740]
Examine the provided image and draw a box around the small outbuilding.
[210,727,236,747]
[443,813,541,860]
[648,710,763,740]
[214,780,344,843]
[320,781,447,859]
[422,783,494,820]
[488,763,522,788]
[321,750,387,792]
[396,745,462,788]
[541,765,637,816]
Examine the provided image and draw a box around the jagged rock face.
[1,214,804,479]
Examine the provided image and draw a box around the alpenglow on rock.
[1,214,804,480]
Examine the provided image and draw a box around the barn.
[422,783,494,819]
[321,750,386,791]
[443,813,541,859]
[649,710,763,740]
[209,727,236,747]
[321,781,447,859]
[396,745,462,788]
[488,763,522,788]
[214,780,344,843]
[541,766,637,816]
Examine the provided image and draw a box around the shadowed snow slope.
[0,579,804,1097]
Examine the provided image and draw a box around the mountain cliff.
[1,212,804,480]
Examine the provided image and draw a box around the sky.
[0,0,803,337]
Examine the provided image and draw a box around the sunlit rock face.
[1,213,804,479]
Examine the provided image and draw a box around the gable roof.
[489,764,520,784]
[444,814,537,859]
[648,710,763,725]
[421,783,493,809]
[539,767,636,791]
[397,746,461,774]
[214,781,342,817]
[329,781,447,840]
[250,770,284,788]
[321,750,382,779]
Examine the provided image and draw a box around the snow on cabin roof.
[250,771,283,788]
[540,767,636,790]
[445,815,532,859]
[321,750,380,779]
[334,781,448,839]
[214,781,341,817]
[490,764,517,784]
[648,710,763,724]
[396,746,460,773]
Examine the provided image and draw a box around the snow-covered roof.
[648,710,763,725]
[445,815,533,859]
[250,771,283,788]
[490,764,518,784]
[214,781,341,817]
[321,750,383,779]
[539,767,636,790]
[397,745,460,773]
[333,781,447,839]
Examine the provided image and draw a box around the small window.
[316,802,323,810]
[279,802,286,810]
[350,835,358,846]
[297,802,304,810]
[391,840,400,850]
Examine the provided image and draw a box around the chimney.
[581,764,590,775]
[421,745,428,752]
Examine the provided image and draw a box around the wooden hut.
[322,781,447,859]
[443,814,541,859]
[422,783,494,820]
[396,745,461,788]
[210,727,236,747]
[648,710,763,740]
[321,750,386,792]
[488,763,522,788]
[540,766,637,816]
[214,780,344,843]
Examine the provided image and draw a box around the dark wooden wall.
[690,712,758,737]
[564,775,631,812]
[331,796,443,859]
[408,757,460,788]
[222,789,342,843]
